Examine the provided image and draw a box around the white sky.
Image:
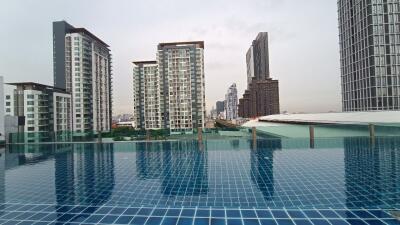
[0,0,342,114]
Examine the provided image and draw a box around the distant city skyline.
[0,0,341,114]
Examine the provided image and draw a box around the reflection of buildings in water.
[5,144,66,169]
[230,140,240,149]
[344,137,400,208]
[54,144,76,207]
[250,139,281,201]
[2,143,115,222]
[135,141,209,196]
[162,141,208,196]
[54,143,115,222]
[136,142,163,179]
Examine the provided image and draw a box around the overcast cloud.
[0,0,341,114]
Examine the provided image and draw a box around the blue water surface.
[0,137,399,225]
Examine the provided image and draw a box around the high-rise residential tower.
[53,21,112,134]
[132,61,162,130]
[133,41,206,133]
[158,41,205,133]
[225,83,238,120]
[338,1,400,111]
[239,32,280,118]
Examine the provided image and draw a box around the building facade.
[225,83,238,120]
[132,61,162,130]
[216,101,225,115]
[246,32,270,88]
[239,32,280,118]
[338,0,400,111]
[4,82,71,143]
[133,41,206,133]
[239,79,280,118]
[158,41,206,133]
[53,21,112,134]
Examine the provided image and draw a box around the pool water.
[0,137,399,225]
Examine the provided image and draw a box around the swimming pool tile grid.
[0,204,399,225]
[2,138,400,224]
[3,144,400,209]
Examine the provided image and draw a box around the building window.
[6,95,10,100]
[27,101,34,105]
[27,94,34,99]
[27,107,34,112]
[6,108,10,113]
[6,102,10,106]
[27,114,34,118]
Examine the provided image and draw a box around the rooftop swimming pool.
[0,137,399,225]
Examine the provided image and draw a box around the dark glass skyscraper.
[246,32,270,88]
[338,1,400,111]
[239,32,280,118]
[216,101,225,115]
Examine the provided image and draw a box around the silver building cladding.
[338,0,400,111]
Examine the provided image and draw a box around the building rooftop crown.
[158,41,204,49]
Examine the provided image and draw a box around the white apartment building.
[158,41,205,133]
[4,82,71,143]
[53,21,112,135]
[225,83,238,121]
[133,41,206,133]
[133,61,162,130]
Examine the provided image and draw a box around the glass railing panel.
[5,123,400,144]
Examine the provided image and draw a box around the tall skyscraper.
[53,21,112,134]
[133,41,206,133]
[338,1,400,111]
[246,32,270,88]
[239,32,280,118]
[225,83,238,120]
[216,101,225,115]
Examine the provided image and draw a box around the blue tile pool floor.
[0,137,399,224]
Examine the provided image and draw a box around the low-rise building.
[4,82,71,143]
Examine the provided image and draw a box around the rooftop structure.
[243,111,400,138]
